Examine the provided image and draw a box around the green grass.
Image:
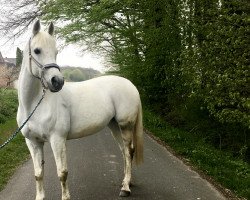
[0,118,30,191]
[143,108,250,199]
[0,88,30,191]
[0,89,18,124]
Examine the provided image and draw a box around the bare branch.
[0,0,42,40]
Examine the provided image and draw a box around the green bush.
[162,96,249,162]
[0,89,18,124]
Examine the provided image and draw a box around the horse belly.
[66,98,115,140]
[67,116,112,139]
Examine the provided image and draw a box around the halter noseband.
[28,38,60,88]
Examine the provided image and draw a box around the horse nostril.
[51,76,64,91]
[51,76,59,87]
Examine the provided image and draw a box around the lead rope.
[0,89,46,149]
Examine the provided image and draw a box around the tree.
[0,0,41,39]
[179,0,250,127]
[16,47,23,68]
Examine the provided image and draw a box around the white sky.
[0,30,106,72]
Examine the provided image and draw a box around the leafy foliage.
[0,89,18,124]
[180,0,250,128]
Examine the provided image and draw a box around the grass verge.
[143,108,250,199]
[0,118,30,191]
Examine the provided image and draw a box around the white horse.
[17,20,143,200]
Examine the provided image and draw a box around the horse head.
[28,20,64,92]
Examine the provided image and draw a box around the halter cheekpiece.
[28,37,60,88]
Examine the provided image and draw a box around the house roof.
[0,51,16,67]
[4,58,16,65]
[0,61,15,68]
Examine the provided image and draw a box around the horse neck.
[18,53,43,113]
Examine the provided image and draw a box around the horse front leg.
[25,138,45,200]
[50,136,70,200]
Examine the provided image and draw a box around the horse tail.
[133,102,144,165]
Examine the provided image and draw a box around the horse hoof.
[119,190,131,197]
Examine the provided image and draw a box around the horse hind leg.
[108,119,134,197]
[108,119,126,174]
[119,123,135,197]
[25,138,45,200]
[108,119,124,154]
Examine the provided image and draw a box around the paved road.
[0,128,226,200]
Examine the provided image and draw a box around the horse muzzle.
[49,75,64,92]
[41,63,64,93]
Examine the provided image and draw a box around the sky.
[0,31,106,73]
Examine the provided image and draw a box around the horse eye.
[34,48,41,54]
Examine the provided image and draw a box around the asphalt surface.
[0,128,226,200]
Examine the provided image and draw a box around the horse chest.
[20,121,48,142]
[18,104,69,142]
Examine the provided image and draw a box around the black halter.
[28,38,60,88]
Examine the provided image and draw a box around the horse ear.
[48,22,54,36]
[33,20,41,36]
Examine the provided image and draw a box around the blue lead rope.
[0,90,46,149]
